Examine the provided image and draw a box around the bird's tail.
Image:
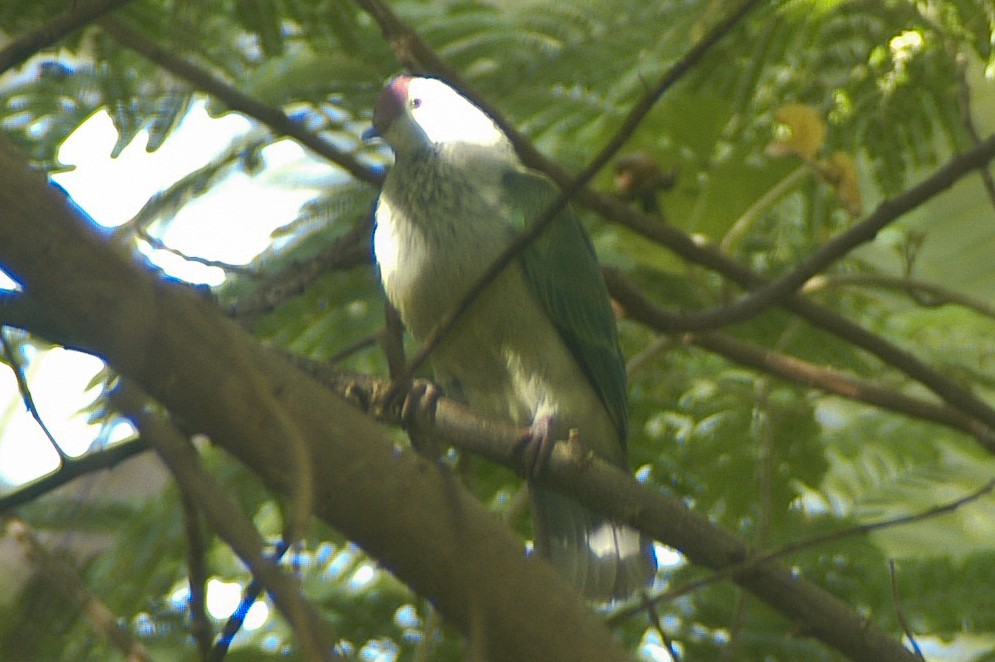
[530,485,657,601]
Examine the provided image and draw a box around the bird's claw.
[519,415,556,480]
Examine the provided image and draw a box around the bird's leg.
[518,414,556,480]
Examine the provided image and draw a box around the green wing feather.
[500,168,629,444]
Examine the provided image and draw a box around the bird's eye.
[410,98,422,109]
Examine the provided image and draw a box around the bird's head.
[368,76,511,156]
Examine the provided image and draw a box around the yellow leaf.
[767,104,826,161]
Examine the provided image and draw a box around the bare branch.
[640,133,995,332]
[112,382,341,662]
[97,17,383,186]
[356,377,920,662]
[180,493,213,660]
[0,0,137,75]
[604,267,995,438]
[803,272,995,322]
[0,437,148,514]
[608,479,995,626]
[0,330,68,461]
[889,560,926,661]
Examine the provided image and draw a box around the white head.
[370,76,513,156]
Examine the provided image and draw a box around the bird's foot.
[518,414,557,480]
[395,379,444,458]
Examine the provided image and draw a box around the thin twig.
[181,493,213,660]
[803,272,995,322]
[137,227,255,275]
[0,437,149,514]
[112,382,340,661]
[98,17,382,187]
[608,479,995,626]
[0,0,137,75]
[0,330,68,461]
[889,560,926,661]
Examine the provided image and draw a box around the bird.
[367,75,656,600]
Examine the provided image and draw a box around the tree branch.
[637,133,995,332]
[0,0,137,75]
[0,437,149,514]
[284,357,921,660]
[112,382,340,661]
[683,330,995,452]
[604,267,995,438]
[0,133,632,662]
[97,17,383,187]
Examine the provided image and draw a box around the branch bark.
[291,362,918,661]
[0,135,631,662]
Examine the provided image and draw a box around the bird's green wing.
[500,168,629,443]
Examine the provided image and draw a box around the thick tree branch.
[347,376,919,662]
[0,0,137,75]
[0,134,631,662]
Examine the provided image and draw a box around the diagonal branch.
[604,257,995,440]
[112,382,340,662]
[97,17,383,186]
[0,0,137,75]
[642,133,995,331]
[682,330,995,451]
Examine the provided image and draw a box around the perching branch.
[0,133,634,662]
[326,372,919,662]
